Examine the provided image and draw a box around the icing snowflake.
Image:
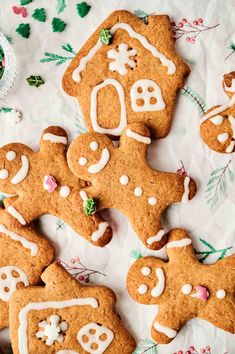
[36,315,68,346]
[107,43,137,75]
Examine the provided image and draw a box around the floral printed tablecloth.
[0,0,234,353]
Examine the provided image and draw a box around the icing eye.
[6,151,16,161]
[90,141,98,151]
[79,157,88,166]
[210,115,224,125]
[0,169,9,179]
[148,197,157,205]
[217,133,229,143]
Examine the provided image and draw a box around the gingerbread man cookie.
[200,71,235,153]
[9,262,136,354]
[127,228,235,344]
[67,123,196,250]
[63,10,190,139]
[0,126,112,247]
[0,206,54,329]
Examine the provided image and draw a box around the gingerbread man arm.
[223,71,235,99]
[165,228,197,263]
[39,126,68,154]
[119,123,151,157]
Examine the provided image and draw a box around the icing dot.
[210,115,224,125]
[6,151,16,161]
[134,187,143,197]
[79,157,87,166]
[181,284,192,295]
[148,197,157,205]
[216,289,226,299]
[0,169,9,179]
[60,186,71,198]
[138,284,148,295]
[119,175,129,185]
[217,133,229,143]
[141,267,151,276]
[90,141,98,151]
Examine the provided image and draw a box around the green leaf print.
[40,43,76,66]
[133,338,158,354]
[195,238,232,263]
[181,86,207,116]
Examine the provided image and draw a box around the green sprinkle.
[26,75,44,87]
[16,23,30,38]
[51,17,67,32]
[83,197,96,216]
[20,0,32,5]
[76,2,91,18]
[32,8,46,22]
[99,28,112,45]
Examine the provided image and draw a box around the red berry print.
[178,22,184,28]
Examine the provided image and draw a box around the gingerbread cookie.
[127,228,235,344]
[0,206,54,329]
[67,123,196,250]
[9,262,136,354]
[62,10,190,139]
[0,126,112,247]
[200,72,235,153]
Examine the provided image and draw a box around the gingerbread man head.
[200,71,235,153]
[127,228,235,344]
[68,123,196,250]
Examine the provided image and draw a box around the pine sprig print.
[195,238,232,262]
[205,160,234,208]
[57,0,66,14]
[181,86,207,116]
[40,43,76,66]
[133,338,158,354]
[225,43,235,61]
[134,9,150,24]
[74,113,87,134]
[130,248,142,260]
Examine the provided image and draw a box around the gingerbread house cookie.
[127,228,235,344]
[200,72,235,153]
[67,123,196,250]
[0,207,54,329]
[9,262,136,354]
[0,126,112,247]
[63,10,190,139]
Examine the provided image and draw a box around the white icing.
[91,222,109,241]
[80,190,88,202]
[147,230,165,245]
[201,95,235,124]
[0,266,29,302]
[134,187,143,197]
[90,79,127,136]
[153,321,177,339]
[226,140,235,153]
[60,186,71,198]
[90,141,98,151]
[182,176,190,203]
[224,78,235,93]
[6,150,16,161]
[57,351,79,354]
[216,289,226,299]
[217,133,229,143]
[43,133,67,145]
[148,197,157,205]
[88,148,110,174]
[18,298,98,354]
[79,157,88,166]
[181,284,192,295]
[107,43,137,75]
[210,115,224,125]
[0,224,38,256]
[151,268,165,297]
[138,284,148,295]
[167,238,192,249]
[36,315,68,346]
[126,128,151,144]
[130,79,166,112]
[7,206,26,225]
[72,22,175,83]
[77,322,114,354]
[228,115,235,138]
[0,169,9,179]
[141,267,151,276]
[119,175,129,185]
[11,155,29,185]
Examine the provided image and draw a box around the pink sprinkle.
[191,285,209,302]
[12,6,27,17]
[12,6,20,14]
[21,7,27,17]
[2,57,5,67]
[43,175,57,193]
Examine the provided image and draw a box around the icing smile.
[11,155,30,185]
[88,148,110,174]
